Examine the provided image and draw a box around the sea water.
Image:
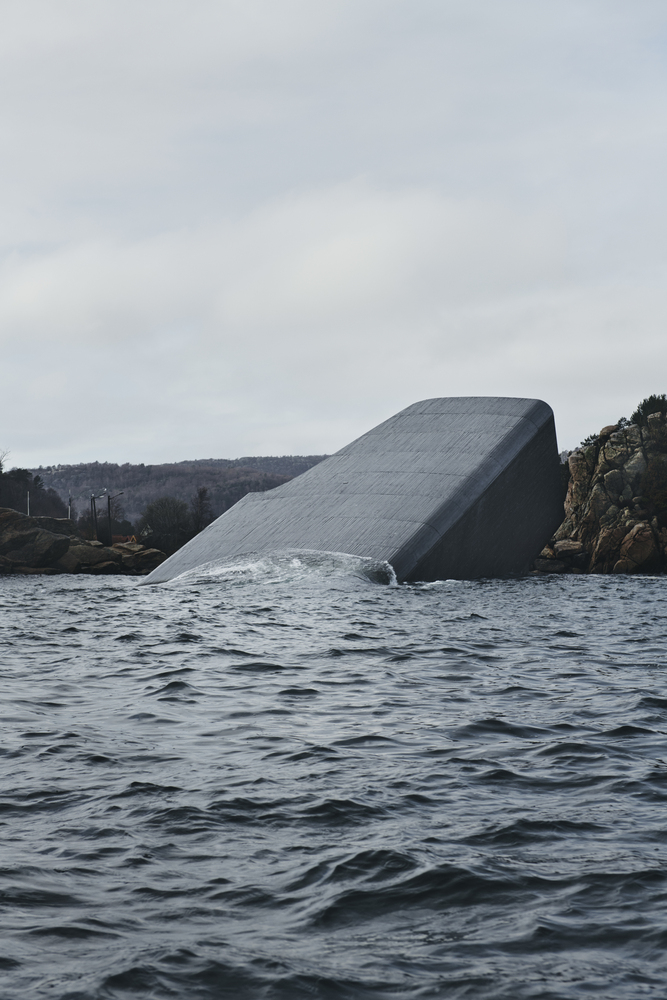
[1,556,667,999]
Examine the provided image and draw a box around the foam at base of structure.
[161,548,398,588]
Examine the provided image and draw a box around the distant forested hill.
[27,456,328,525]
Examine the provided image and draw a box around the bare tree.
[109,494,126,524]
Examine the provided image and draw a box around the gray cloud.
[2,0,667,466]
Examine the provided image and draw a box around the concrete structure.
[144,397,563,584]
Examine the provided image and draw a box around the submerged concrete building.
[144,397,563,584]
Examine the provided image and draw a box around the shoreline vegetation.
[24,455,328,525]
[4,396,667,577]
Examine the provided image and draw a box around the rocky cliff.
[0,508,166,575]
[536,412,667,574]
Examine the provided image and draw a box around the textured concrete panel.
[144,397,563,584]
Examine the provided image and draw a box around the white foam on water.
[163,548,397,588]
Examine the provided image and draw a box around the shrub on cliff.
[631,394,667,426]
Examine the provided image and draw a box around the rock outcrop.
[0,508,166,575]
[536,412,667,574]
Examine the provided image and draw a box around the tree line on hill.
[0,453,69,518]
[25,456,327,525]
[1,453,328,556]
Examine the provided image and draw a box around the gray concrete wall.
[144,397,563,584]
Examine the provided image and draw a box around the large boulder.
[0,509,75,568]
[590,524,626,570]
[0,508,79,538]
[538,411,667,574]
[553,539,583,557]
[111,541,144,572]
[131,548,166,573]
[534,558,566,573]
[613,523,659,573]
[24,515,81,537]
[111,543,166,573]
[55,544,122,573]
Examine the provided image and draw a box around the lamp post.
[106,491,124,545]
[90,492,107,541]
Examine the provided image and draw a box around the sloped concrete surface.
[144,397,563,583]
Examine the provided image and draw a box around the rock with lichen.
[536,411,667,574]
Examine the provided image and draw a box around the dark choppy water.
[2,553,667,999]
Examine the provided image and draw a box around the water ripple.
[1,571,667,998]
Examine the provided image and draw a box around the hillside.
[28,456,328,525]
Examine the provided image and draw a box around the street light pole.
[106,491,124,544]
[90,492,107,541]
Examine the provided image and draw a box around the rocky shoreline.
[0,508,166,575]
[535,411,667,575]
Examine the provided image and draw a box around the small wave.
[147,679,201,702]
[311,862,520,928]
[467,817,607,846]
[29,922,120,939]
[302,797,387,826]
[164,549,397,588]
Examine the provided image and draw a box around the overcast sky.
[2,0,667,467]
